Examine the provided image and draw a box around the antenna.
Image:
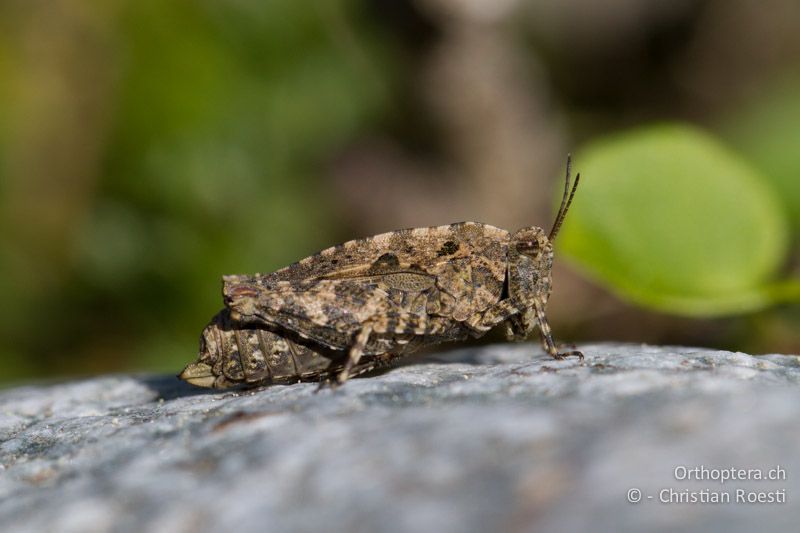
[548,155,580,242]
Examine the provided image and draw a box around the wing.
[224,222,510,318]
[224,222,508,286]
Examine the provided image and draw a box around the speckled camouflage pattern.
[225,222,508,325]
[181,159,581,388]
[179,309,407,389]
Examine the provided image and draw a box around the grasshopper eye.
[515,240,540,256]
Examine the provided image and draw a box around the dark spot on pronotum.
[373,252,400,269]
[437,240,459,256]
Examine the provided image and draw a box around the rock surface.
[1,343,799,533]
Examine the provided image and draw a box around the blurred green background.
[1,0,798,385]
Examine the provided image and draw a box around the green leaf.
[723,77,800,234]
[559,124,791,316]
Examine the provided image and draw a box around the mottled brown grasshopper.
[180,158,581,388]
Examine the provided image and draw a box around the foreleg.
[533,299,583,360]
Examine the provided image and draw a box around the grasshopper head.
[506,157,580,338]
[508,226,554,318]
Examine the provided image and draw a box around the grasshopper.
[181,158,581,388]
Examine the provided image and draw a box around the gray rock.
[1,343,799,533]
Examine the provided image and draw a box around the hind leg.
[334,323,374,385]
